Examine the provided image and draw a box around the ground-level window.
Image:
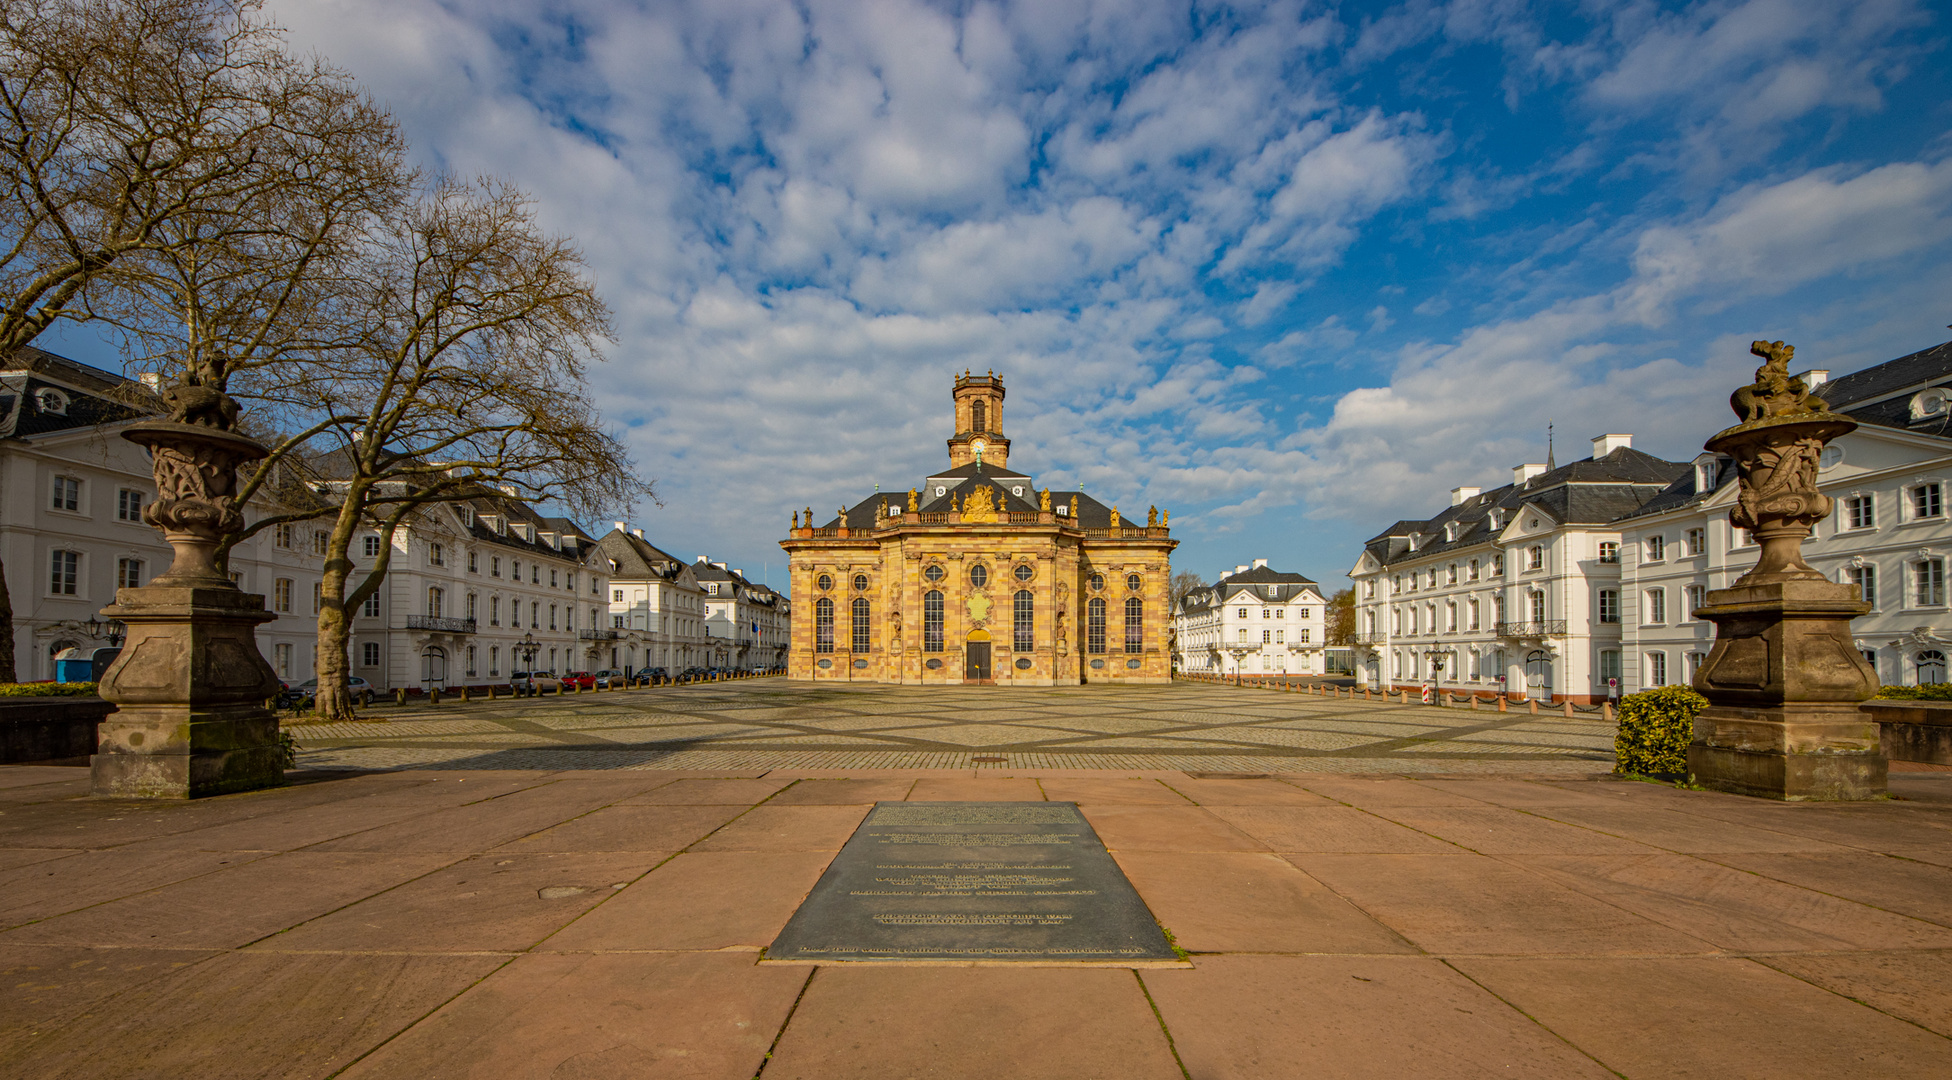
[1598,649,1621,684]
[1088,597,1107,654]
[489,646,500,677]
[923,591,944,652]
[361,642,380,666]
[1645,651,1668,687]
[1123,597,1143,653]
[274,643,292,677]
[466,646,477,677]
[1014,590,1033,651]
[1918,650,1947,685]
[851,597,870,652]
[814,598,834,653]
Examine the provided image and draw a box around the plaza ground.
[1,683,1949,1078]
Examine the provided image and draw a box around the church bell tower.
[947,370,1009,469]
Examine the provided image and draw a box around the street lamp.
[519,633,538,695]
[1227,645,1253,687]
[1422,648,1448,706]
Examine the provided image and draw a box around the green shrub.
[1872,683,1952,700]
[0,682,97,697]
[1614,684,1707,776]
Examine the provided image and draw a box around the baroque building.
[1172,560,1328,677]
[781,372,1176,685]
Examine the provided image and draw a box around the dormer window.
[34,388,68,415]
[1444,522,1459,542]
[1912,388,1950,421]
[1488,509,1504,530]
[459,506,475,528]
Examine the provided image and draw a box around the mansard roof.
[823,482,1120,530]
[594,529,692,582]
[1359,446,1687,569]
[1818,339,1952,412]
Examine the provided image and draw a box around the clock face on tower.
[971,439,986,457]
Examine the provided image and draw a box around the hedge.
[0,682,97,697]
[1872,683,1952,701]
[1614,684,1707,777]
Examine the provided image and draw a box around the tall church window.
[971,398,987,433]
[851,598,870,652]
[924,591,944,651]
[1014,590,1034,651]
[1124,596,1143,653]
[1088,597,1106,653]
[815,598,834,653]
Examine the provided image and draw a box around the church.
[782,373,1176,685]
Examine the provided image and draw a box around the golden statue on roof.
[963,484,999,523]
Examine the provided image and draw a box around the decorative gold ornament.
[1147,505,1157,527]
[908,488,919,511]
[1039,488,1052,512]
[962,484,999,522]
[1109,505,1120,527]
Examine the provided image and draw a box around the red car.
[560,670,597,690]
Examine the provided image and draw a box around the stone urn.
[1689,341,1883,800]
[91,408,285,798]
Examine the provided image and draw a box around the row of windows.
[813,593,1146,655]
[1232,629,1311,643]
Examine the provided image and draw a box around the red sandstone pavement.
[2,764,1951,1079]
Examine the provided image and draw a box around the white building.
[339,495,610,691]
[594,527,709,674]
[1347,438,1686,703]
[0,349,323,682]
[1172,560,1327,677]
[1616,340,1952,693]
[691,557,790,672]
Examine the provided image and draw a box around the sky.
[55,0,1952,595]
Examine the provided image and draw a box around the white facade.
[1617,404,1952,694]
[1172,560,1327,676]
[597,527,710,673]
[1348,438,1684,703]
[0,361,322,682]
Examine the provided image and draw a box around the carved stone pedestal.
[1689,342,1884,801]
[92,417,284,799]
[1691,579,1883,800]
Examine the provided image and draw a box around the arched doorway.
[422,646,448,690]
[965,629,993,684]
[1525,650,1553,700]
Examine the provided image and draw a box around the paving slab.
[0,944,218,1052]
[1209,806,1461,853]
[761,966,1184,1080]
[0,846,78,872]
[0,847,268,928]
[1,850,458,948]
[340,950,806,1080]
[1410,778,1641,808]
[494,803,745,853]
[766,778,916,804]
[1161,776,1337,805]
[1287,777,1496,807]
[1290,853,1716,956]
[1143,954,1614,1079]
[1081,805,1271,851]
[307,781,633,852]
[1038,777,1192,805]
[1761,950,1952,1038]
[258,851,662,953]
[1509,853,1952,952]
[906,777,1046,801]
[6,949,505,1080]
[542,851,833,951]
[688,804,868,852]
[619,777,792,804]
[1529,804,1854,853]
[1112,851,1413,954]
[1455,956,1952,1079]
[1370,805,1661,855]
[0,765,91,790]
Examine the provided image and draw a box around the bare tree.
[1170,569,1206,607]
[0,0,406,679]
[302,180,647,720]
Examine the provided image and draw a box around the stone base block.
[1690,703,1886,801]
[91,705,285,799]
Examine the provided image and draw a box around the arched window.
[1124,596,1143,653]
[924,591,944,652]
[971,398,986,433]
[851,597,870,652]
[1918,650,1946,685]
[1014,590,1034,651]
[1087,597,1106,654]
[814,598,834,653]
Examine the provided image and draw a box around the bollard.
[1498,695,1508,713]
[487,685,496,701]
[1604,701,1614,723]
[1528,698,1539,715]
[430,688,441,706]
[459,686,470,703]
[395,687,407,707]
[1470,695,1480,711]
[1563,700,1575,719]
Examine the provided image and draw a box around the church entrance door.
[965,630,993,684]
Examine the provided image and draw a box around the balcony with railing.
[1353,631,1389,645]
[1495,620,1567,638]
[406,615,476,634]
[578,628,621,641]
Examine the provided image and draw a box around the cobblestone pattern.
[291,682,1615,774]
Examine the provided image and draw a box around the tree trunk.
[316,601,355,721]
[0,556,15,683]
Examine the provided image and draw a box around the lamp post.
[1227,646,1253,686]
[519,633,539,695]
[1422,649,1448,706]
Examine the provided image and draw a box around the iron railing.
[578,628,620,641]
[1495,620,1567,638]
[406,615,476,634]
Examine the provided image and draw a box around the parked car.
[511,670,561,693]
[631,667,668,686]
[589,669,626,688]
[283,676,375,708]
[561,670,597,691]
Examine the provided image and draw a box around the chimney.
[138,372,163,391]
[631,528,644,539]
[1589,434,1633,457]
[1795,369,1829,389]
[613,521,627,533]
[1512,463,1547,485]
[1252,558,1268,569]
[1451,485,1480,506]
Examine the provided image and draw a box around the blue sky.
[59,1,1952,594]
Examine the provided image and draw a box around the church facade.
[781,373,1176,685]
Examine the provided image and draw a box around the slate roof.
[820,480,1119,530]
[1358,447,1687,569]
[1178,565,1321,615]
[928,462,1030,480]
[594,529,692,582]
[1817,340,1952,411]
[0,347,153,439]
